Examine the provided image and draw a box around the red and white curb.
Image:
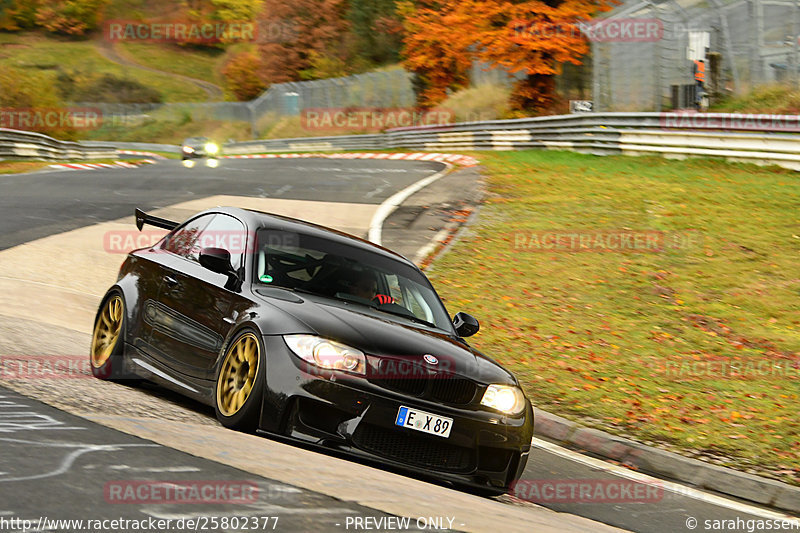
[118,150,168,160]
[49,160,156,171]
[223,152,480,167]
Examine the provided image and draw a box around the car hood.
[254,288,516,385]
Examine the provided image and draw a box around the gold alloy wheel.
[91,295,123,368]
[216,332,260,416]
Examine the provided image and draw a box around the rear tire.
[214,329,265,432]
[90,292,132,381]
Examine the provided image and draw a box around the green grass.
[85,114,253,144]
[712,84,800,114]
[427,150,800,484]
[117,42,224,86]
[435,83,512,122]
[0,33,207,102]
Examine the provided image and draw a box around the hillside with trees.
[0,0,613,139]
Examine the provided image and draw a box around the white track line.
[532,437,799,522]
[367,164,452,246]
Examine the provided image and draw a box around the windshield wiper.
[374,307,437,329]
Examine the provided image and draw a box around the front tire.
[214,329,265,432]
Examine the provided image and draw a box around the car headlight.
[283,335,365,375]
[204,142,219,154]
[480,384,526,415]
[182,146,194,153]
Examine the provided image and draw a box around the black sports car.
[181,137,219,160]
[90,207,533,495]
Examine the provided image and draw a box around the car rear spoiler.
[135,208,178,231]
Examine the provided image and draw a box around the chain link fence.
[591,0,800,111]
[65,1,800,140]
[79,69,415,137]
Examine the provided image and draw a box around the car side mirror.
[200,248,242,292]
[453,312,480,337]
[199,247,233,274]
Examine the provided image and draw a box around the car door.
[146,213,247,380]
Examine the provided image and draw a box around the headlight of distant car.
[283,334,366,375]
[182,146,194,153]
[204,142,219,155]
[481,384,526,415]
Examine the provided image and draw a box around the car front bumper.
[182,149,207,159]
[258,336,533,492]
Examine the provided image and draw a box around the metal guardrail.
[223,134,386,155]
[221,112,800,171]
[0,128,116,161]
[6,113,800,171]
[80,140,181,154]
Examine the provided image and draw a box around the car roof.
[200,206,420,270]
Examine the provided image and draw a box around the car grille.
[370,359,478,406]
[430,377,476,404]
[352,424,474,473]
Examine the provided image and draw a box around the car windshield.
[254,229,454,332]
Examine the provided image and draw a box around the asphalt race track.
[0,157,795,532]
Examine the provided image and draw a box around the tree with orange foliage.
[223,51,267,101]
[400,0,613,113]
[256,0,350,84]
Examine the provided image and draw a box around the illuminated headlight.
[204,142,219,155]
[182,146,194,153]
[480,384,525,415]
[283,335,365,375]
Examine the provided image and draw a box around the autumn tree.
[223,51,267,100]
[398,0,472,107]
[347,0,404,66]
[256,0,350,83]
[34,0,110,36]
[210,0,264,21]
[0,0,40,31]
[400,0,612,113]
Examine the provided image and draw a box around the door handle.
[223,310,239,325]
[163,275,178,286]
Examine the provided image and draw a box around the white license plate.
[395,406,453,438]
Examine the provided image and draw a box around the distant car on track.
[181,137,219,160]
[90,207,533,495]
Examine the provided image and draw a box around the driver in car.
[350,272,394,305]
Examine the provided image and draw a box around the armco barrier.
[6,113,800,171]
[223,134,386,155]
[0,128,116,160]
[79,140,181,154]
[221,112,800,171]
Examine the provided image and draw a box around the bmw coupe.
[90,207,533,495]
